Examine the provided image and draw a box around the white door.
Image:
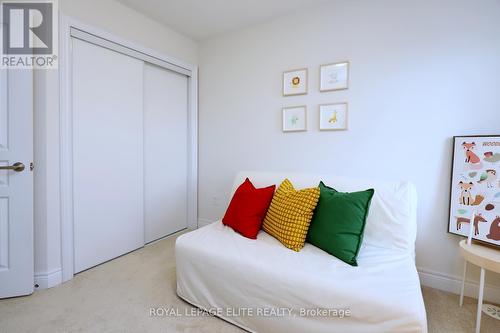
[144,63,188,243]
[72,38,144,273]
[0,67,34,298]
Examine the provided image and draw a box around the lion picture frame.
[282,68,308,96]
[448,135,500,248]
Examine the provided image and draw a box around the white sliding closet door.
[144,64,188,243]
[72,38,144,273]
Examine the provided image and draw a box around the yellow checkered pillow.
[263,179,320,251]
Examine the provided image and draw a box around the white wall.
[198,0,500,298]
[33,0,198,288]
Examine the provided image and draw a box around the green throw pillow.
[307,182,374,266]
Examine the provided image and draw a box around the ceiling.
[117,0,328,41]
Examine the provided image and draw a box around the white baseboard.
[34,268,62,290]
[198,218,216,228]
[418,267,500,304]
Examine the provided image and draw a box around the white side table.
[459,239,500,333]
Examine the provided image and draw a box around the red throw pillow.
[222,178,276,239]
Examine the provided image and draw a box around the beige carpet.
[0,231,498,333]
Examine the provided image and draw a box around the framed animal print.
[283,68,308,96]
[319,103,348,131]
[319,62,349,92]
[448,135,500,248]
[282,106,307,132]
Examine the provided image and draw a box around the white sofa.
[176,171,427,333]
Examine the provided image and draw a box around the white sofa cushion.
[176,222,427,333]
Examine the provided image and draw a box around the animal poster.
[449,136,500,247]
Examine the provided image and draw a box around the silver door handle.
[0,162,25,172]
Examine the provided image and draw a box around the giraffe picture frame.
[448,135,500,248]
[319,103,348,131]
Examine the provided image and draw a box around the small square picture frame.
[320,61,349,92]
[319,103,348,131]
[283,68,308,96]
[282,105,307,132]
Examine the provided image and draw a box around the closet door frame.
[59,15,198,283]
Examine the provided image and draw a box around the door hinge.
[30,162,34,171]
